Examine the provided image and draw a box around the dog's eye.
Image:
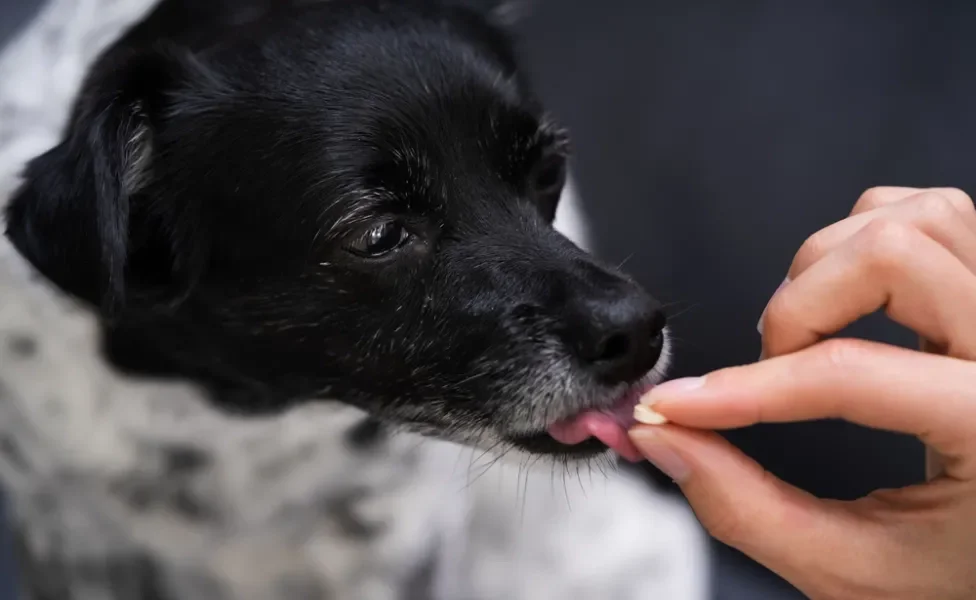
[345,220,411,258]
[531,155,567,198]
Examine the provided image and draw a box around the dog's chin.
[504,431,611,458]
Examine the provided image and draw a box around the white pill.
[633,403,668,425]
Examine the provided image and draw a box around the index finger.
[764,220,976,360]
[646,340,976,474]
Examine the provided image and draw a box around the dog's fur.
[0,1,708,598]
[7,0,671,460]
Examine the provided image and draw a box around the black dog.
[4,0,668,460]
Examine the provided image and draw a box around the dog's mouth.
[547,382,652,461]
[507,379,655,461]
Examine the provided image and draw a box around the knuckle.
[856,219,916,270]
[792,233,828,273]
[931,187,974,213]
[856,186,918,211]
[857,186,892,210]
[815,338,871,372]
[912,191,958,222]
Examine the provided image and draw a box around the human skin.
[630,187,976,599]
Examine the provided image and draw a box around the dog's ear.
[5,48,205,319]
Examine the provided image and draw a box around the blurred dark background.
[3,1,975,598]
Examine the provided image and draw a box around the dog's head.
[4,0,668,460]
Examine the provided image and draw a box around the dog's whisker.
[560,462,573,512]
[462,440,512,490]
[665,303,702,321]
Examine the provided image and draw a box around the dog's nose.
[571,289,666,385]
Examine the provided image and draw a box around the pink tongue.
[548,410,642,462]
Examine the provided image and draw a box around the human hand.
[629,187,976,599]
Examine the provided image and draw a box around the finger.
[926,446,947,481]
[851,186,976,225]
[919,337,950,481]
[629,425,882,596]
[757,187,976,338]
[765,219,976,359]
[788,191,976,280]
[850,186,921,214]
[643,340,976,474]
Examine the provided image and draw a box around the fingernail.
[639,376,705,406]
[756,277,790,335]
[629,428,691,482]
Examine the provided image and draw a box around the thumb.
[628,425,872,590]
